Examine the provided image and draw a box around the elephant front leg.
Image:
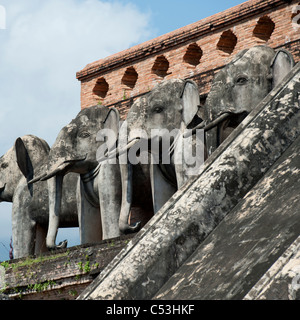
[12,209,36,259]
[34,224,48,255]
[98,161,122,239]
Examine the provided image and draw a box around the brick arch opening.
[217,30,237,54]
[183,43,203,66]
[93,77,109,99]
[291,4,300,25]
[121,67,138,89]
[151,55,170,78]
[253,16,275,41]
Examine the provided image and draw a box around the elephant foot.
[48,239,68,251]
[122,221,141,234]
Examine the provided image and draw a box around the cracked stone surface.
[244,235,300,300]
[155,134,300,300]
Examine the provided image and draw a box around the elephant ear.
[103,107,120,150]
[270,49,295,89]
[181,80,200,127]
[15,137,34,181]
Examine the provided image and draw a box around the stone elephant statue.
[112,79,203,234]
[0,135,78,258]
[203,45,295,155]
[31,106,122,249]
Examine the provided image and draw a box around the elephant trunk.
[98,136,144,234]
[119,163,141,234]
[46,175,65,249]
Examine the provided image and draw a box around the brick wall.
[76,0,300,117]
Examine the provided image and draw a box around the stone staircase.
[78,62,300,300]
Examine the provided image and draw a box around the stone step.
[155,134,300,299]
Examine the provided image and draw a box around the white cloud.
[0,0,153,260]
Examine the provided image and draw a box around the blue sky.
[0,0,245,261]
[121,0,247,37]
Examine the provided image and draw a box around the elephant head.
[32,105,120,249]
[0,136,52,258]
[0,135,50,202]
[117,79,202,170]
[123,79,200,145]
[204,45,295,155]
[117,79,202,234]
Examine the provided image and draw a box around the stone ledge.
[0,235,133,300]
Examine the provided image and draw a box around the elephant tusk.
[28,174,47,184]
[40,169,63,181]
[97,148,118,163]
[62,154,87,164]
[166,132,181,156]
[37,154,88,182]
[116,137,141,158]
[97,138,141,163]
[183,112,231,138]
[40,162,71,181]
[203,112,231,132]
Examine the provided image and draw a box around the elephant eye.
[153,106,164,114]
[236,76,248,85]
[78,131,91,138]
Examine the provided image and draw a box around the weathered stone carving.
[31,106,121,250]
[77,52,300,300]
[0,135,78,258]
[204,45,295,155]
[115,79,203,234]
[1,46,297,303]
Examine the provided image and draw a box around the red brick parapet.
[76,0,300,111]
